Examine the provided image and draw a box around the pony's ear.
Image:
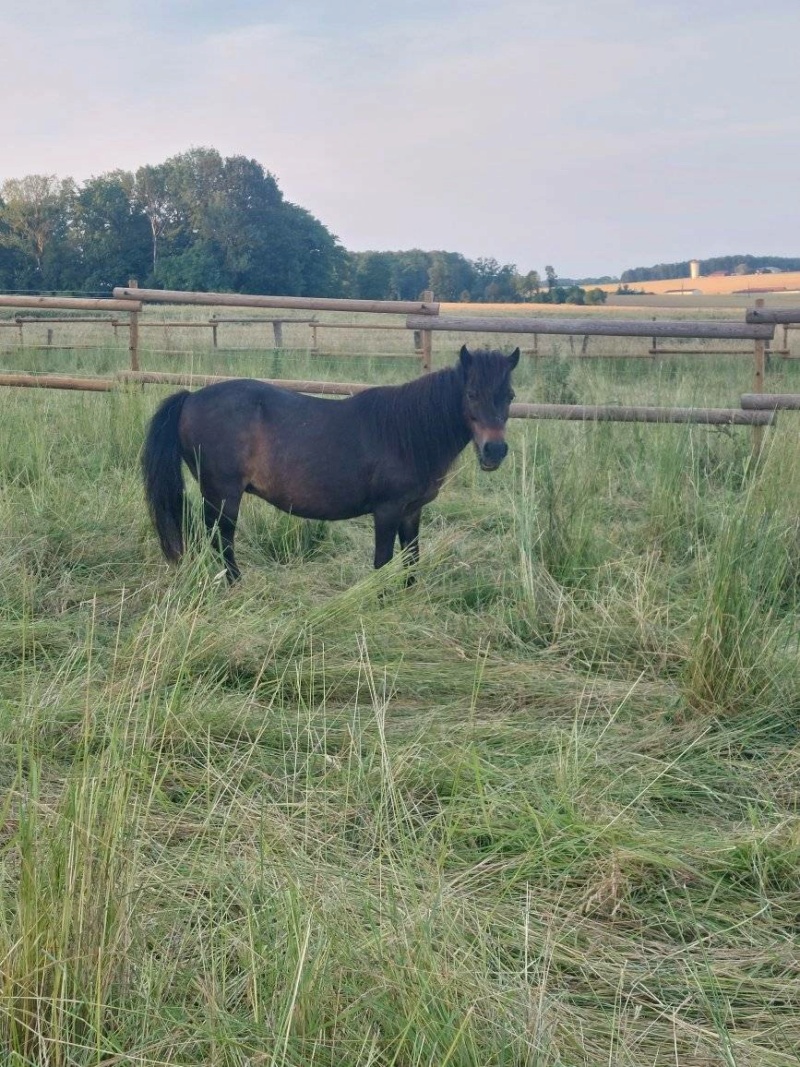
[459,345,472,370]
[508,347,520,369]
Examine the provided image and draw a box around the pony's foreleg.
[373,506,401,570]
[398,509,422,586]
[202,493,242,583]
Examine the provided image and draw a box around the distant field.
[590,270,800,298]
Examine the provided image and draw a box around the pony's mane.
[354,364,469,482]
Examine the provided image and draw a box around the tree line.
[0,149,347,297]
[348,252,606,304]
[0,148,605,305]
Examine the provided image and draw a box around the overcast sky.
[2,0,797,277]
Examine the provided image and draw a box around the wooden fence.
[2,286,794,443]
[112,286,440,369]
[0,293,144,370]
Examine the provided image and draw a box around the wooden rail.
[0,296,142,312]
[138,321,214,328]
[510,402,774,425]
[0,370,778,426]
[117,370,372,395]
[309,322,409,331]
[2,315,120,324]
[113,287,440,316]
[209,316,318,324]
[116,372,774,423]
[0,373,116,392]
[746,308,800,324]
[648,346,754,356]
[405,314,774,340]
[741,393,800,410]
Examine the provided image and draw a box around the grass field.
[1,321,799,1065]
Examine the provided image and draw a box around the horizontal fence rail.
[0,370,774,426]
[746,308,800,324]
[405,314,774,340]
[0,373,117,391]
[0,295,142,312]
[1,315,121,324]
[113,287,440,316]
[117,370,372,394]
[510,402,774,425]
[209,316,318,324]
[741,393,800,410]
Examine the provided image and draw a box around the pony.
[141,345,519,582]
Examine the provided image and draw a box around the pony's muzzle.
[479,438,508,471]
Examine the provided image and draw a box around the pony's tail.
[141,390,191,562]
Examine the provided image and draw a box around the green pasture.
[0,331,799,1065]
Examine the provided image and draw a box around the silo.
[689,259,700,279]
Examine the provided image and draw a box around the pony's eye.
[508,390,516,402]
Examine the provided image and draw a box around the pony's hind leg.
[202,491,243,582]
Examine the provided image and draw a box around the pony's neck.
[434,367,472,456]
[402,366,472,479]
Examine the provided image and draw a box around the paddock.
[1,286,792,452]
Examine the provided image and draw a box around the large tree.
[0,174,75,287]
[133,163,179,278]
[73,171,151,290]
[141,149,347,295]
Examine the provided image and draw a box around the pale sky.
[2,0,797,277]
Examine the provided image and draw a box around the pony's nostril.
[481,439,508,467]
[483,440,508,463]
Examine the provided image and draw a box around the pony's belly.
[246,482,371,522]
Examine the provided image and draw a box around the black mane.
[352,364,470,483]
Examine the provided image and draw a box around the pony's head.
[459,346,519,471]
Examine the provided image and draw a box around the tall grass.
[0,344,798,1064]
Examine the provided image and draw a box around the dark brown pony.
[141,345,519,582]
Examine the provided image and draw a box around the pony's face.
[459,346,519,471]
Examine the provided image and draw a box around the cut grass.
[0,342,798,1064]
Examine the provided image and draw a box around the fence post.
[210,316,218,349]
[16,317,23,347]
[272,319,283,348]
[128,278,140,371]
[420,290,433,373]
[752,298,765,457]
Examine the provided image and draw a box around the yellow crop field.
[592,270,800,297]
